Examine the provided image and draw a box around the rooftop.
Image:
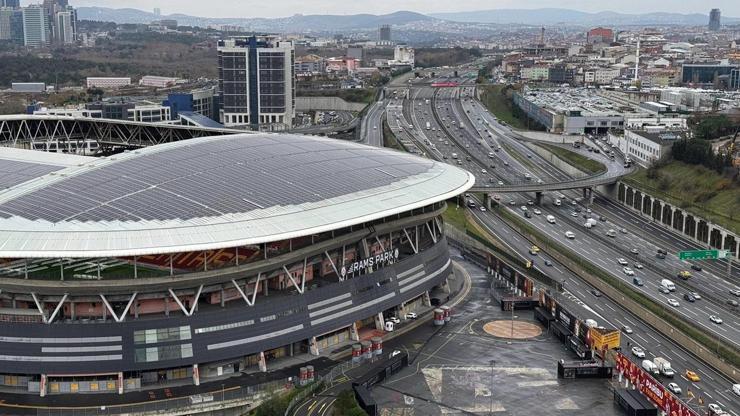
[0,134,474,258]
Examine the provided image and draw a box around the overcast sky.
[35,1,740,18]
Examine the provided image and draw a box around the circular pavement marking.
[482,320,542,339]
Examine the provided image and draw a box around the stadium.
[0,133,474,397]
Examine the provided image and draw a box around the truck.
[660,279,676,292]
[425,121,431,130]
[584,218,598,228]
[653,357,675,377]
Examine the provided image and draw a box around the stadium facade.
[0,133,474,397]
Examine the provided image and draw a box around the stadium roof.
[0,134,474,258]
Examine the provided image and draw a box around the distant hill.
[429,8,740,26]
[76,7,434,32]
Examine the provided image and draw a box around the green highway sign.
[678,249,730,260]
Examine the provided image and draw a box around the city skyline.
[21,1,740,19]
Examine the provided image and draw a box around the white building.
[54,9,76,45]
[391,45,414,66]
[609,127,689,167]
[139,75,178,88]
[33,107,102,118]
[127,105,171,123]
[86,77,132,89]
[22,5,46,47]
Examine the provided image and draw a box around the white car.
[387,316,401,324]
[633,262,643,269]
[690,292,701,300]
[617,258,628,266]
[481,169,487,174]
[564,231,575,239]
[389,349,402,358]
[497,181,504,186]
[631,346,645,358]
[667,382,681,395]
[709,315,723,324]
[571,212,579,217]
[623,267,635,276]
[708,404,723,414]
[667,299,680,308]
[405,312,418,320]
[480,206,487,212]
[533,209,542,215]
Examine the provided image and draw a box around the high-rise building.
[0,7,12,40]
[708,8,721,31]
[1,0,20,8]
[731,68,740,90]
[54,6,75,44]
[153,7,161,16]
[9,7,22,43]
[22,5,47,47]
[217,36,295,130]
[379,24,391,42]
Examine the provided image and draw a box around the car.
[565,231,575,239]
[658,287,670,294]
[708,404,723,414]
[656,252,666,259]
[727,299,739,307]
[599,216,607,222]
[683,293,695,302]
[667,383,681,395]
[590,289,602,297]
[571,200,577,206]
[493,194,500,200]
[527,200,534,206]
[733,383,740,396]
[387,316,401,324]
[498,181,504,186]
[544,260,553,267]
[633,277,644,286]
[631,346,645,358]
[620,228,628,234]
[731,289,740,297]
[533,209,542,215]
[633,262,643,269]
[481,169,487,174]
[685,370,700,382]
[586,208,592,214]
[520,206,528,212]
[667,299,680,307]
[373,125,377,129]
[405,312,418,320]
[529,245,540,255]
[617,258,628,266]
[480,206,487,212]
[623,267,635,276]
[390,349,402,358]
[622,325,633,334]
[689,292,701,300]
[509,201,516,206]
[690,264,702,272]
[709,315,723,324]
[630,248,639,255]
[571,212,579,217]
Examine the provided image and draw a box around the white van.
[546,215,556,224]
[554,199,562,206]
[642,360,659,375]
[660,279,676,292]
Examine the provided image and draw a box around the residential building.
[86,77,132,89]
[391,45,414,66]
[217,36,295,130]
[295,55,325,75]
[520,66,549,81]
[22,5,47,47]
[548,64,576,85]
[709,8,721,31]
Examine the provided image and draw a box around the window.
[134,343,193,363]
[134,326,191,344]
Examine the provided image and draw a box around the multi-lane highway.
[379,78,739,414]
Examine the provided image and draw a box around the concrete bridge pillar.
[535,191,543,205]
[582,187,594,205]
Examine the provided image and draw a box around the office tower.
[22,5,47,47]
[154,7,161,16]
[55,7,75,44]
[379,24,391,42]
[0,7,11,40]
[1,0,20,8]
[708,8,721,31]
[217,36,295,130]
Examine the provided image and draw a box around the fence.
[32,378,286,416]
[283,359,364,416]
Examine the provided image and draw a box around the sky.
[25,1,740,18]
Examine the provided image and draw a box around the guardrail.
[283,359,364,416]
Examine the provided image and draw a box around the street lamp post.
[489,360,496,415]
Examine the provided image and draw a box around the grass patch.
[478,85,528,130]
[538,143,606,175]
[382,117,404,151]
[497,206,740,368]
[623,161,739,233]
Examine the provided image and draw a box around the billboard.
[614,352,698,416]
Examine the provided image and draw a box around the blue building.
[163,86,217,120]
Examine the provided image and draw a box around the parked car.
[404,312,418,320]
[387,316,401,324]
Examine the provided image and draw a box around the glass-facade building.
[218,36,295,130]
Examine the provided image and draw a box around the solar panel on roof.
[0,135,435,223]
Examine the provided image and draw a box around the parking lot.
[374,257,622,415]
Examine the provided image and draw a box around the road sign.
[678,249,730,260]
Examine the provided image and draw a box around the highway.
[360,100,385,147]
[392,80,739,414]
